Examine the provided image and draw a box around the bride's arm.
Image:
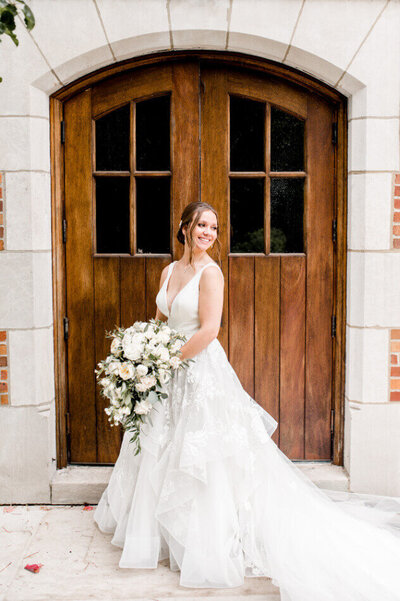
[178,267,224,361]
[155,265,169,322]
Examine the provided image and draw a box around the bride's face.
[187,210,218,251]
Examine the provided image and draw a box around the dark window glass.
[230,178,264,253]
[136,96,170,171]
[136,178,170,253]
[270,178,304,253]
[230,96,265,172]
[270,107,304,172]
[95,105,130,171]
[96,177,130,253]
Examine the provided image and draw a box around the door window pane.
[270,178,304,253]
[95,105,130,171]
[230,179,264,253]
[271,107,304,172]
[136,178,170,253]
[230,96,265,172]
[96,177,130,253]
[136,96,170,171]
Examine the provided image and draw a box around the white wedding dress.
[94,261,400,600]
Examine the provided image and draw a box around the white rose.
[134,399,153,415]
[136,364,148,377]
[100,377,111,388]
[133,321,147,332]
[119,362,135,380]
[111,337,122,356]
[154,345,170,362]
[169,356,182,369]
[157,330,171,344]
[108,361,120,375]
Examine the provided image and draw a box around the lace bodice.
[155,261,223,339]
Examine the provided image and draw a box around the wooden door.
[201,65,335,460]
[64,60,336,463]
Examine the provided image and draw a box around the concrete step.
[0,506,281,600]
[51,462,349,504]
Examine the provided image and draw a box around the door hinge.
[332,218,337,243]
[65,411,70,435]
[330,409,335,434]
[62,218,67,243]
[332,122,338,145]
[331,314,336,338]
[63,316,69,341]
[61,120,65,144]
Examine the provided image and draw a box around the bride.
[94,201,400,600]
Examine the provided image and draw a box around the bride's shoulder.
[201,260,224,282]
[159,261,174,287]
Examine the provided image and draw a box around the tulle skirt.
[94,338,400,600]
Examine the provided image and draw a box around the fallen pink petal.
[24,564,44,574]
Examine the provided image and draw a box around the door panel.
[64,60,335,463]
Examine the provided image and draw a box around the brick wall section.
[393,173,400,249]
[390,329,400,401]
[0,331,8,405]
[0,172,4,251]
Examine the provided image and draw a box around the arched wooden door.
[63,59,336,464]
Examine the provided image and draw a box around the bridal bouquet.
[95,318,191,454]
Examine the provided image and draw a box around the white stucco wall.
[0,0,399,502]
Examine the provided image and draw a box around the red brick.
[391,341,400,352]
[391,354,398,364]
[0,357,7,367]
[390,378,400,389]
[0,200,3,211]
[390,391,400,401]
[0,227,3,237]
[0,382,8,393]
[394,239,400,249]
[0,240,4,251]
[395,199,400,210]
[396,174,400,185]
[1,395,9,405]
[0,189,2,199]
[393,225,400,235]
[0,214,3,225]
[394,186,400,197]
[1,369,7,380]
[0,172,3,184]
[394,212,400,223]
[0,332,6,342]
[0,344,7,355]
[391,329,400,339]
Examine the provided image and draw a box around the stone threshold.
[51,462,350,504]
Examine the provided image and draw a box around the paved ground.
[0,505,281,601]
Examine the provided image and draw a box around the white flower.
[157,330,171,344]
[169,356,182,369]
[133,321,147,332]
[100,377,111,388]
[108,361,120,375]
[119,362,135,380]
[153,345,170,362]
[136,364,148,377]
[134,399,153,415]
[135,375,156,392]
[122,332,146,361]
[170,339,184,353]
[111,337,122,356]
[158,369,171,384]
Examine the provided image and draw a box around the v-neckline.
[165,261,210,315]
